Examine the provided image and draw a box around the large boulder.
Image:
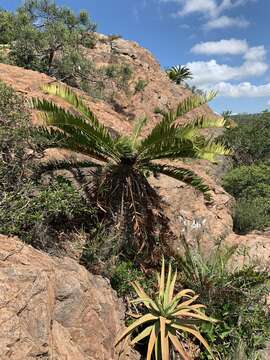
[0,235,139,360]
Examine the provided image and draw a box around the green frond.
[138,92,216,152]
[174,91,217,120]
[114,136,134,158]
[30,98,120,162]
[147,163,211,200]
[184,115,227,130]
[31,126,108,161]
[196,139,232,162]
[139,136,196,162]
[35,158,102,176]
[132,116,148,148]
[42,83,110,137]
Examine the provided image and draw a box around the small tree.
[166,65,193,85]
[31,84,230,252]
[4,0,96,82]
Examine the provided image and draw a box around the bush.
[177,242,270,359]
[223,164,270,233]
[0,177,95,249]
[222,112,270,165]
[110,260,154,297]
[234,197,270,233]
[0,81,33,191]
[222,164,270,199]
[134,79,147,94]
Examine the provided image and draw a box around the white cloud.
[187,41,268,91]
[163,0,252,29]
[187,59,268,87]
[213,82,270,97]
[177,0,217,17]
[244,46,267,62]
[205,15,250,29]
[191,39,248,55]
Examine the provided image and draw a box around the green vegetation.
[110,260,154,298]
[134,78,148,94]
[222,112,270,166]
[31,83,229,254]
[0,178,95,248]
[0,1,133,100]
[0,81,96,250]
[222,111,270,233]
[0,81,33,192]
[116,257,216,360]
[223,164,270,233]
[0,0,96,81]
[166,65,193,85]
[177,242,270,359]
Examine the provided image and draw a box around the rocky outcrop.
[83,35,217,127]
[0,235,138,360]
[225,231,270,268]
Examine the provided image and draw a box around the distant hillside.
[231,111,270,125]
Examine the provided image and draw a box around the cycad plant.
[115,257,216,359]
[31,83,230,252]
[166,66,193,85]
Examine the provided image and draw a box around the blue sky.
[2,0,270,114]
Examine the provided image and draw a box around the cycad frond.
[184,116,227,130]
[30,98,120,162]
[166,65,193,84]
[132,116,148,148]
[147,163,211,200]
[196,139,232,162]
[139,92,216,153]
[35,158,102,176]
[31,126,108,161]
[139,136,196,162]
[43,83,111,139]
[174,92,217,120]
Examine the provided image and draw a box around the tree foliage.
[222,112,270,165]
[0,0,96,84]
[166,65,193,85]
[223,164,270,233]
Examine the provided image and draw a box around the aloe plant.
[115,258,216,359]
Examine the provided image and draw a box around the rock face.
[83,35,216,127]
[225,231,270,268]
[0,235,138,360]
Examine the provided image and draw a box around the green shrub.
[0,81,32,191]
[0,177,95,248]
[222,112,270,165]
[104,64,133,91]
[177,243,270,359]
[110,260,154,297]
[223,164,270,233]
[234,197,270,233]
[222,164,270,199]
[134,79,147,94]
